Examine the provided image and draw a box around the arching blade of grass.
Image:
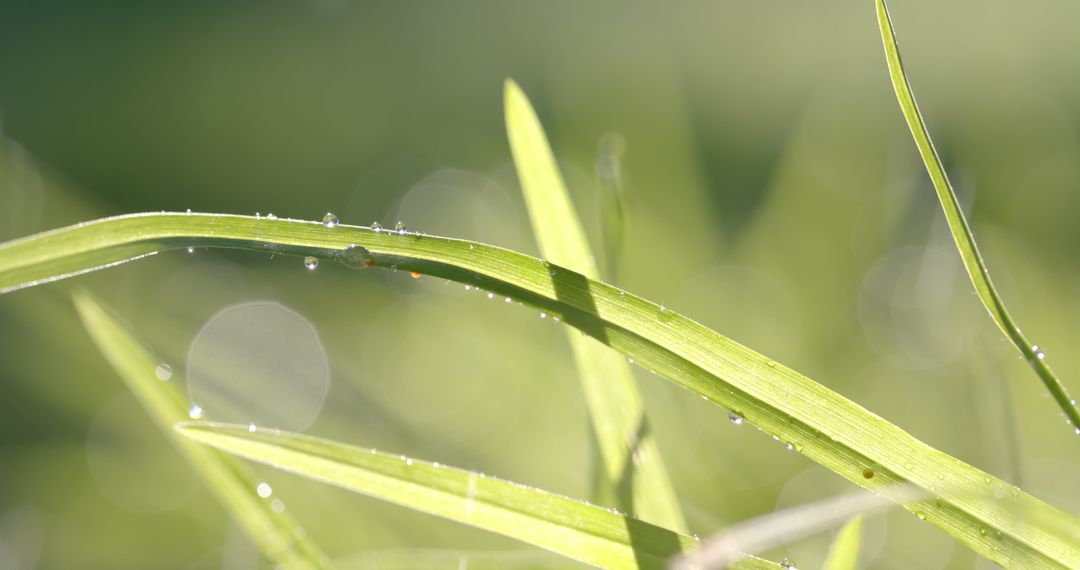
[875,0,1080,430]
[823,516,864,570]
[175,422,774,570]
[505,79,687,533]
[2,213,1080,566]
[71,291,331,570]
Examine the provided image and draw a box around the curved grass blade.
[875,0,1080,431]
[505,79,686,533]
[823,516,863,570]
[175,423,774,570]
[2,213,1080,566]
[71,291,331,570]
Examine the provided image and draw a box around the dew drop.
[728,412,744,425]
[626,357,635,365]
[539,312,547,319]
[410,271,423,279]
[979,527,988,536]
[185,208,192,215]
[1074,427,1079,436]
[186,246,195,254]
[248,423,257,433]
[915,512,927,520]
[188,403,204,419]
[785,443,794,451]
[339,245,375,269]
[766,360,777,368]
[155,363,173,381]
[406,458,414,466]
[266,213,277,221]
[504,297,512,303]
[780,557,796,569]
[469,244,475,250]
[256,482,273,498]
[271,499,285,513]
[486,292,494,299]
[394,221,407,234]
[255,212,262,219]
[303,256,319,271]
[322,212,339,228]
[371,221,383,232]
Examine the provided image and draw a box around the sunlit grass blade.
[3,213,1080,566]
[823,516,863,570]
[505,79,686,532]
[71,291,331,570]
[875,0,1080,431]
[175,422,774,570]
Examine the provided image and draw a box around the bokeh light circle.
[187,301,330,432]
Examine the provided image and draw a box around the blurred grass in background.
[1,1,1079,568]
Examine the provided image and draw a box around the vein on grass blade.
[875,0,1080,431]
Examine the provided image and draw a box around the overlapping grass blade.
[823,516,863,570]
[2,213,1080,566]
[505,79,686,532]
[71,291,331,570]
[174,423,775,570]
[875,0,1080,430]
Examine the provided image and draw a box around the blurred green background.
[2,1,1079,568]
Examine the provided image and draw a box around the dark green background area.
[1,1,1078,568]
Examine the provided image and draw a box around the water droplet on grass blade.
[322,212,338,228]
[266,213,277,220]
[303,256,319,271]
[155,363,172,381]
[186,246,195,254]
[728,412,744,425]
[781,558,796,569]
[394,221,407,234]
[188,403,204,419]
[256,482,272,498]
[248,423,257,433]
[371,221,383,232]
[340,245,375,269]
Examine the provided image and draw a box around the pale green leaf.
[505,79,686,532]
[823,516,863,570]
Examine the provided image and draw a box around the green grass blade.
[875,0,1080,431]
[505,79,687,532]
[175,423,774,570]
[3,213,1080,566]
[71,291,332,570]
[823,516,863,570]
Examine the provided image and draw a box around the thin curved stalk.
[875,0,1080,431]
[1,213,1079,567]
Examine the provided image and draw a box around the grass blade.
[505,79,687,532]
[2,213,1080,566]
[875,0,1080,431]
[175,422,774,570]
[823,516,864,570]
[71,291,331,570]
